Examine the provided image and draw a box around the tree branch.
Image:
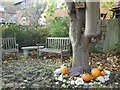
[82,31,102,50]
[65,0,76,18]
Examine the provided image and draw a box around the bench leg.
[16,51,19,60]
[37,51,42,59]
[2,53,4,60]
[61,52,63,63]
[23,50,28,59]
[68,51,70,60]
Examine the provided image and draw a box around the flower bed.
[53,65,110,88]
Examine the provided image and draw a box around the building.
[14,0,30,25]
[0,1,16,24]
[14,0,46,26]
[0,5,5,23]
[2,0,119,25]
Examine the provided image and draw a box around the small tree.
[16,0,46,26]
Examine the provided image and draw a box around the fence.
[95,18,120,53]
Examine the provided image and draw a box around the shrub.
[2,24,48,48]
[47,16,69,37]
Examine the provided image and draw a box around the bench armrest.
[16,44,19,47]
[15,44,19,49]
[0,44,2,48]
[1,44,3,47]
[36,43,45,49]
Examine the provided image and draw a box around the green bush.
[2,24,48,48]
[47,17,69,37]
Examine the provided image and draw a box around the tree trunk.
[0,25,2,89]
[66,1,101,72]
[0,26,2,61]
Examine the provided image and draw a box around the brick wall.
[16,9,30,25]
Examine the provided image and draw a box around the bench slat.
[2,37,19,59]
[39,48,69,53]
[47,37,69,39]
[38,37,70,61]
[21,46,44,50]
[2,37,18,50]
[46,37,70,49]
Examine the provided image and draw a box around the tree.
[0,24,2,61]
[0,24,2,89]
[43,0,101,73]
[64,1,101,72]
[16,0,46,26]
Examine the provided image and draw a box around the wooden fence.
[0,30,2,60]
[94,18,120,53]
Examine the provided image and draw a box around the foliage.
[47,17,69,37]
[42,0,66,18]
[100,2,114,18]
[69,57,73,63]
[43,0,56,16]
[118,44,120,51]
[2,24,48,48]
[41,0,68,37]
[112,41,120,52]
[90,47,100,53]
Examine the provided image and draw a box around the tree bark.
[0,25,2,89]
[66,1,101,72]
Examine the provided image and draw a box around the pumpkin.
[81,73,91,82]
[100,71,106,76]
[91,68,100,77]
[60,66,67,74]
[97,66,103,71]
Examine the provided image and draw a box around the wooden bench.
[37,37,71,61]
[21,46,44,59]
[2,37,19,59]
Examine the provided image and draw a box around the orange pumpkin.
[100,71,106,76]
[91,68,100,77]
[97,66,103,71]
[81,73,91,82]
[60,66,67,74]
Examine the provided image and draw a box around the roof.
[0,18,5,23]
[14,0,24,5]
[0,6,5,12]
[2,2,16,14]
